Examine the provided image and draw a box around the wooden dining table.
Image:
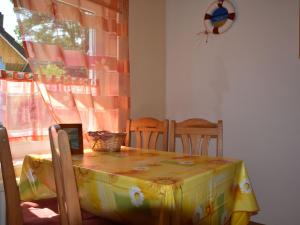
[19,147,259,225]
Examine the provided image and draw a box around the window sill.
[10,140,51,159]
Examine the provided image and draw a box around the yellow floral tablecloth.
[19,148,259,225]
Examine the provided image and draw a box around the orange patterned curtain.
[13,0,130,134]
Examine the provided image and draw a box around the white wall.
[129,0,166,119]
[166,0,300,224]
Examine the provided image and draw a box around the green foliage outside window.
[38,64,65,77]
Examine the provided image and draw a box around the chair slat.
[162,121,169,151]
[169,121,175,152]
[181,135,190,154]
[142,131,151,149]
[201,136,210,156]
[190,134,201,155]
[217,120,223,156]
[149,132,159,149]
[136,131,142,148]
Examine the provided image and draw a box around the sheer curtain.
[11,0,129,139]
[0,70,54,141]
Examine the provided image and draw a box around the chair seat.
[21,198,60,225]
[22,197,122,225]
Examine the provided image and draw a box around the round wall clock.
[204,0,236,34]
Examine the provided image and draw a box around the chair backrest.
[169,119,223,156]
[125,117,169,151]
[49,125,82,225]
[0,125,23,225]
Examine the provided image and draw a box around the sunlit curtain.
[13,0,130,134]
[0,70,54,140]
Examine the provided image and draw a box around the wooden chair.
[0,124,59,225]
[49,125,122,225]
[169,118,223,156]
[125,117,169,151]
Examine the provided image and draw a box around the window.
[0,0,129,158]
